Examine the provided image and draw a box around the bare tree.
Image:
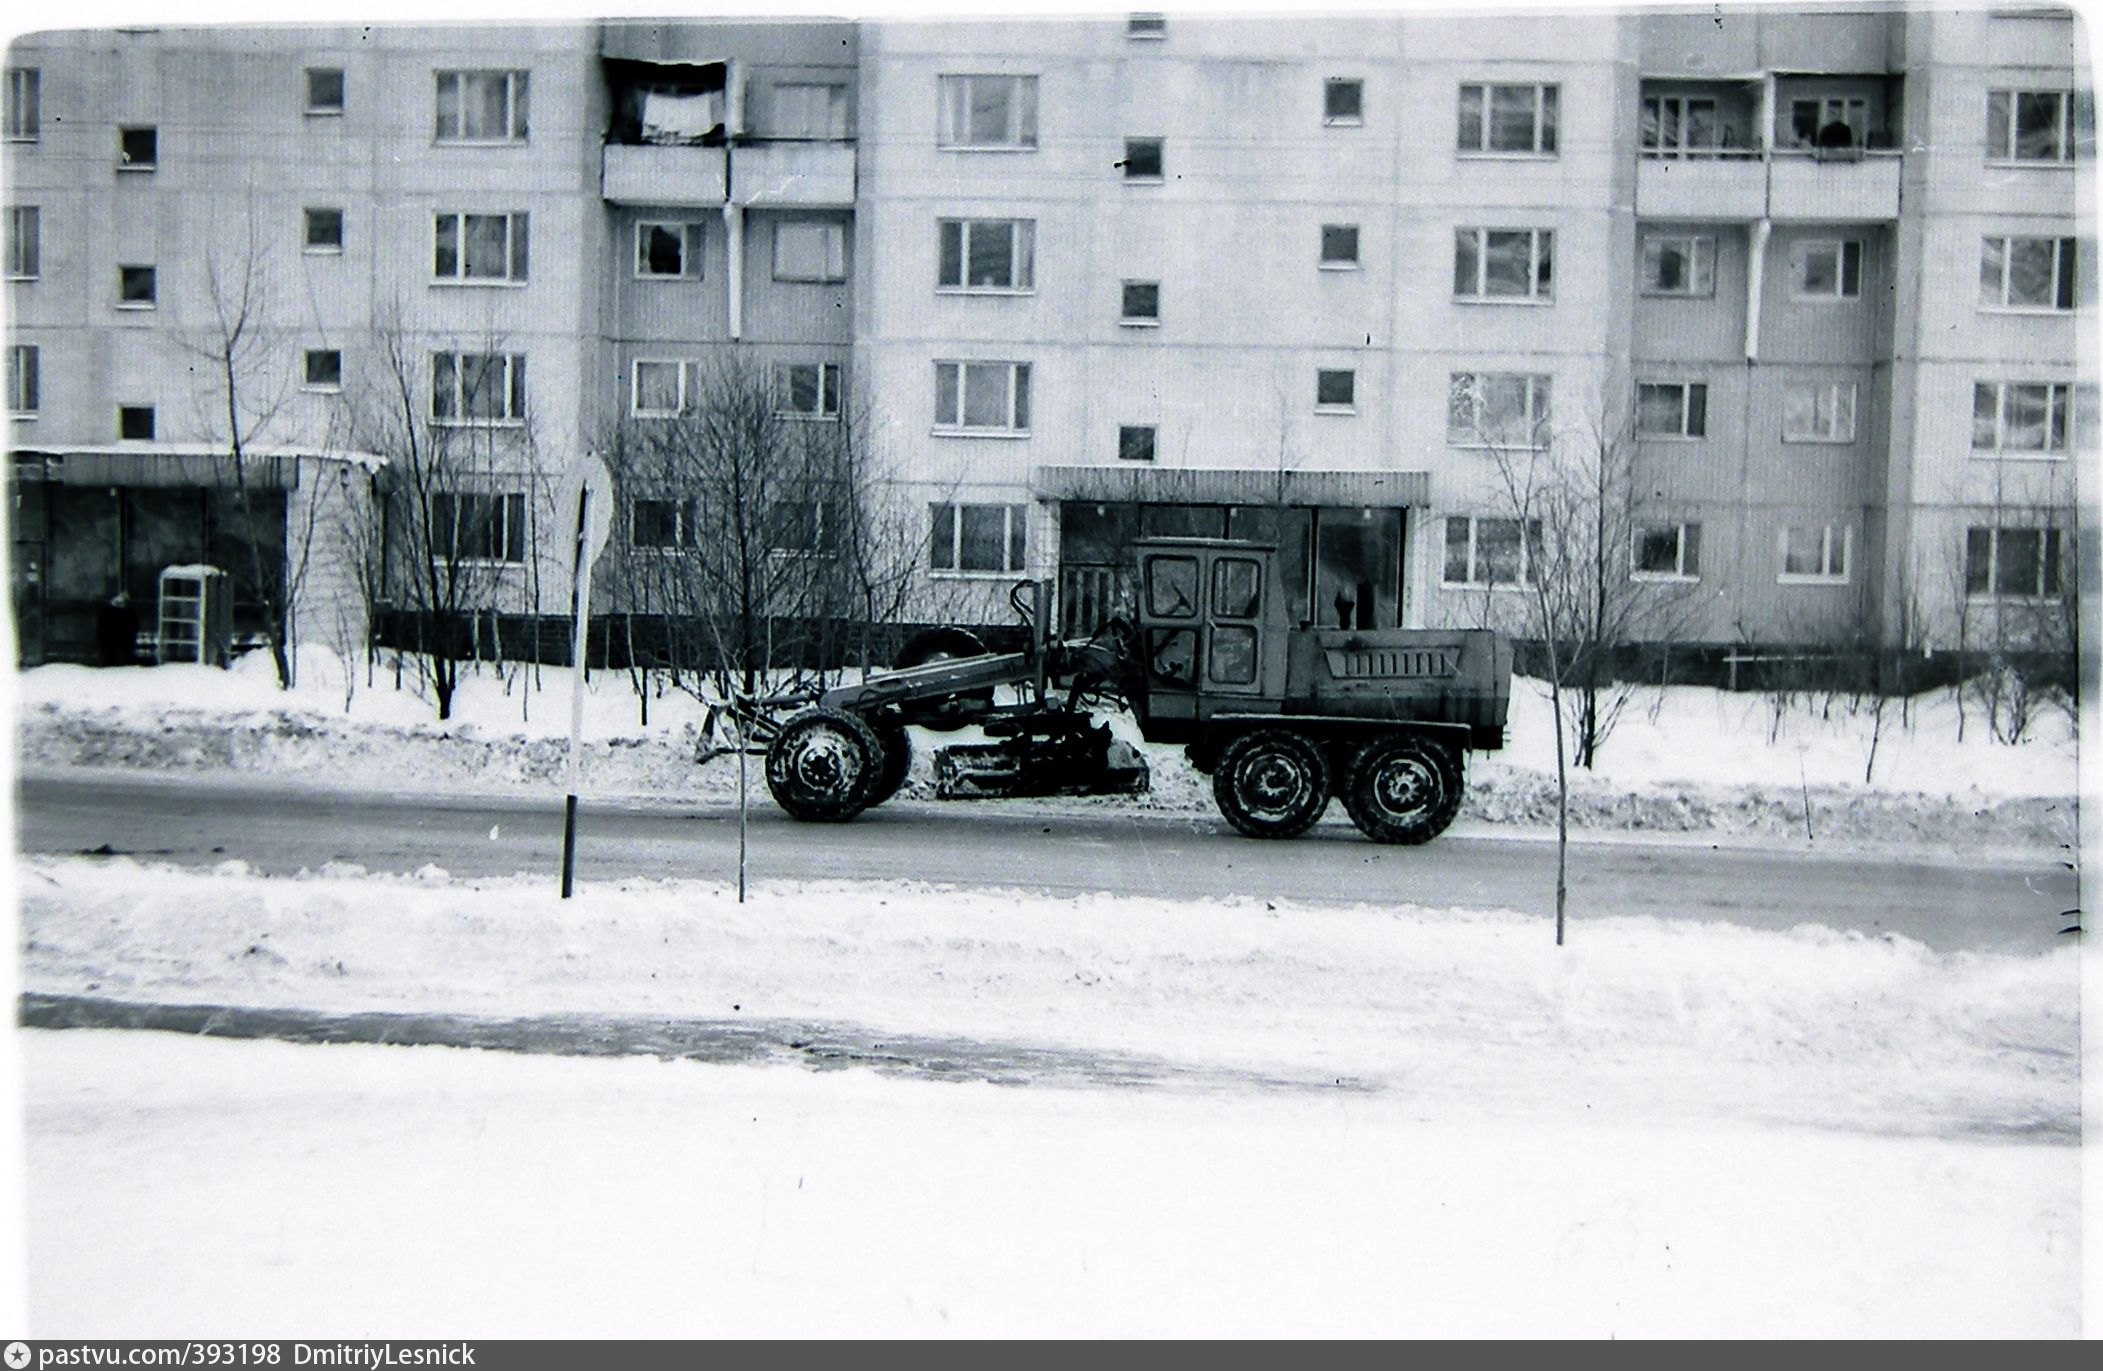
[602,354,920,702]
[178,197,299,686]
[1457,373,1697,942]
[332,317,543,720]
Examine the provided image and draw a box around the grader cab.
[729,537,1513,845]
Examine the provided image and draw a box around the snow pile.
[18,856,2078,1142]
[13,646,2079,849]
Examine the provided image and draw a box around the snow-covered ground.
[5,647,2093,1335]
[12,859,2086,1336]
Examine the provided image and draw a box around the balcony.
[601,143,728,207]
[1636,153,1768,221]
[1635,148,1902,222]
[1766,149,1902,222]
[730,141,856,208]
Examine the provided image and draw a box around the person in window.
[1816,119,1855,152]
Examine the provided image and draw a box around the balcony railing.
[1635,146,1902,221]
[1765,148,1902,221]
[601,143,728,206]
[729,140,857,208]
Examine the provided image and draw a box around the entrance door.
[1312,507,1402,631]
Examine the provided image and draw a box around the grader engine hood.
[1286,627,1513,745]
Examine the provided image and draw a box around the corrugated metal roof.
[10,445,389,489]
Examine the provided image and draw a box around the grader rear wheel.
[1342,735,1463,845]
[1211,729,1331,839]
[763,707,882,822]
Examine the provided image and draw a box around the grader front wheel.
[1212,729,1331,839]
[1342,735,1463,845]
[763,707,883,822]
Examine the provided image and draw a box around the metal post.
[560,487,594,899]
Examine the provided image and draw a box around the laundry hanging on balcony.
[640,88,723,145]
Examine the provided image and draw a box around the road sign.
[557,454,615,569]
[558,453,614,900]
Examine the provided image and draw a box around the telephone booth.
[156,565,232,666]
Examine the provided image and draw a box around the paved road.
[12,768,2081,954]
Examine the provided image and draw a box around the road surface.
[13,768,2078,954]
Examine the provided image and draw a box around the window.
[773,83,848,140]
[1791,239,1863,300]
[432,351,527,423]
[1790,96,1868,149]
[774,220,847,282]
[119,126,157,171]
[1120,280,1160,324]
[632,497,698,551]
[1324,79,1364,126]
[1641,95,1723,156]
[5,68,38,142]
[434,212,528,282]
[1782,382,1857,443]
[1965,526,2064,598]
[1316,369,1356,412]
[937,75,1038,149]
[6,205,37,279]
[1123,137,1164,181]
[937,218,1034,291]
[1987,90,2084,162]
[117,264,156,309]
[1641,234,1714,296]
[304,208,344,254]
[1443,515,1543,587]
[1459,84,1559,155]
[1973,380,2077,454]
[636,222,704,279]
[767,498,839,555]
[1636,382,1707,438]
[305,67,345,116]
[1447,372,1552,448]
[118,405,155,440]
[1127,14,1167,39]
[1320,224,1360,269]
[1454,228,1554,300]
[1632,523,1701,580]
[930,502,1027,574]
[432,491,527,564]
[7,344,37,416]
[1779,525,1851,583]
[776,362,842,420]
[1118,424,1156,462]
[1980,235,2079,310]
[435,70,529,143]
[631,359,693,417]
[302,349,342,391]
[934,361,1030,433]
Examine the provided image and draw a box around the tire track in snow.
[17,991,1380,1097]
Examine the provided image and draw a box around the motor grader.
[723,537,1513,844]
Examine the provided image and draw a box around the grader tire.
[1212,729,1331,839]
[864,716,913,808]
[1342,735,1463,845]
[764,707,882,822]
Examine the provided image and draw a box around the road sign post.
[556,455,614,899]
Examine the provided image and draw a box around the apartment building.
[4,7,2089,672]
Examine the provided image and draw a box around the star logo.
[4,1342,30,1370]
